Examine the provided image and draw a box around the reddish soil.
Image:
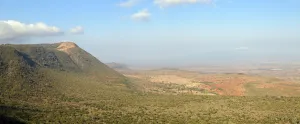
[122,70,300,96]
[195,75,264,96]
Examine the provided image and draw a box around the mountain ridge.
[3,42,121,74]
[0,42,126,97]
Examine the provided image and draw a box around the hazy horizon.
[1,0,299,67]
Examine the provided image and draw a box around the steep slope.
[0,42,130,123]
[0,46,43,97]
[0,42,126,98]
[9,42,123,79]
[56,42,123,80]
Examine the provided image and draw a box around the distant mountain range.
[106,62,131,70]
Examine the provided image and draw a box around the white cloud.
[131,9,151,22]
[118,0,140,7]
[0,20,63,42]
[70,26,84,35]
[154,0,213,7]
[235,47,249,50]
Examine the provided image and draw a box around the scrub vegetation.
[1,43,300,123]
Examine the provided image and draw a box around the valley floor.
[121,69,300,96]
[1,69,300,123]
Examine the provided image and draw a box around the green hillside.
[10,42,123,79]
[0,43,125,99]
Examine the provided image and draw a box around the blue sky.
[0,0,300,67]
